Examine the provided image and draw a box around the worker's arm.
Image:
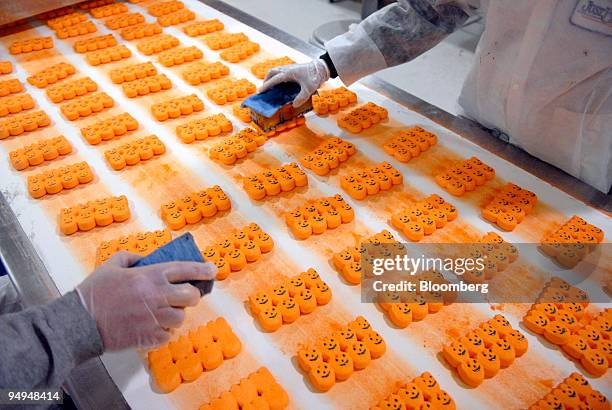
[0,252,216,389]
[262,0,478,106]
[0,291,103,389]
[324,0,477,85]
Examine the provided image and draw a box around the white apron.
[458,0,612,193]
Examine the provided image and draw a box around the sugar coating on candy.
[54,20,97,39]
[183,19,224,37]
[89,3,128,18]
[148,317,241,394]
[160,185,231,230]
[0,93,35,117]
[0,110,51,140]
[337,102,388,133]
[157,9,195,27]
[9,135,72,171]
[110,62,157,84]
[249,268,332,331]
[73,34,117,53]
[59,195,131,235]
[27,161,94,199]
[0,61,13,75]
[435,156,495,196]
[85,44,132,66]
[232,103,251,123]
[158,45,203,67]
[523,278,609,377]
[481,182,537,232]
[137,34,180,55]
[46,12,87,30]
[251,57,295,79]
[373,372,456,410]
[442,315,527,387]
[383,126,438,162]
[219,41,260,63]
[390,194,458,242]
[27,63,75,88]
[151,94,204,122]
[104,135,165,170]
[300,136,356,176]
[243,163,308,201]
[340,162,403,200]
[105,12,145,30]
[80,112,138,145]
[95,229,172,266]
[45,77,98,104]
[44,11,95,39]
[296,317,386,391]
[529,372,609,410]
[379,270,454,328]
[203,32,248,50]
[147,0,184,17]
[208,127,266,165]
[332,229,401,285]
[200,223,274,280]
[175,113,233,143]
[458,232,518,282]
[59,91,114,121]
[120,22,163,40]
[206,78,256,105]
[198,367,287,408]
[541,215,604,268]
[183,61,229,85]
[312,87,357,115]
[121,74,172,98]
[284,195,353,240]
[0,79,23,97]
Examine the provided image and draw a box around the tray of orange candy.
[300,137,356,176]
[9,136,72,171]
[248,268,332,332]
[340,162,403,200]
[209,127,266,165]
[284,194,354,240]
[59,195,131,235]
[442,315,527,387]
[296,316,386,391]
[200,223,274,280]
[175,113,233,143]
[160,186,231,230]
[147,317,241,393]
[104,135,166,170]
[242,163,308,201]
[337,102,388,133]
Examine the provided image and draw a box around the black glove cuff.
[320,52,338,79]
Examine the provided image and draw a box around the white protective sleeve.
[325,0,479,86]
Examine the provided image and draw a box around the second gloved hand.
[76,251,217,351]
[260,59,330,108]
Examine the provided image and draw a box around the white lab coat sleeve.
[325,0,478,86]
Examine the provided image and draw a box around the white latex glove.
[260,59,330,108]
[77,251,217,351]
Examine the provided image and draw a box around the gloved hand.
[260,59,330,108]
[76,251,217,351]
